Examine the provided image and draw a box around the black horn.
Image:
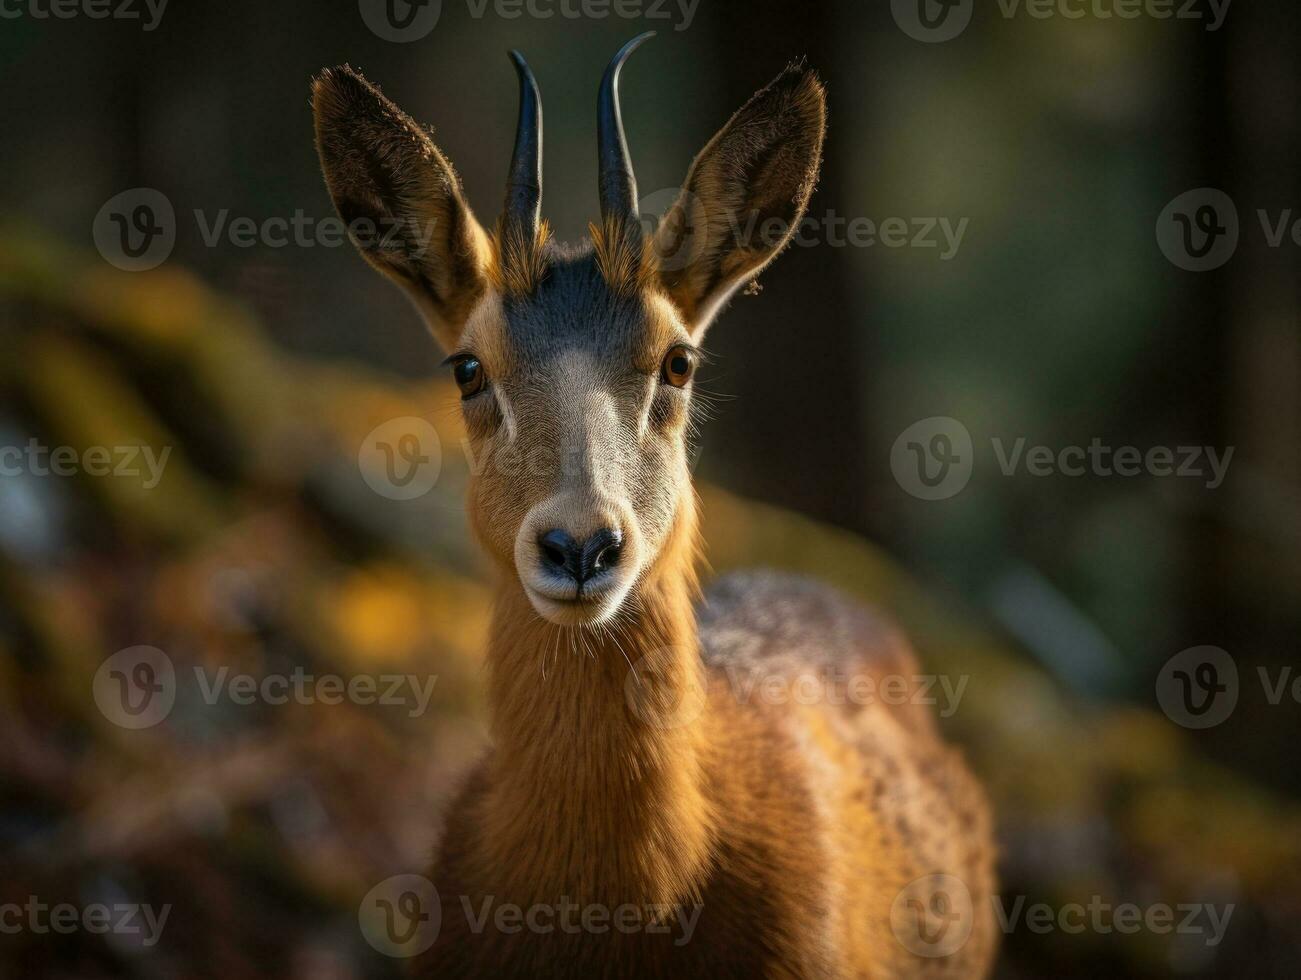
[504,49,542,236]
[597,31,654,227]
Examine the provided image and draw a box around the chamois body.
[313,34,997,978]
[416,495,996,979]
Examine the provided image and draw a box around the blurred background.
[1,0,1299,976]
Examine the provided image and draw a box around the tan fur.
[590,217,657,297]
[311,53,997,978]
[491,216,554,297]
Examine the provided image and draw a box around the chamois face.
[454,258,697,625]
[312,40,826,627]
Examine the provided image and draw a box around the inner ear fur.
[652,63,826,335]
[312,65,492,351]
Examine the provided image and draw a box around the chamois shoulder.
[697,570,917,676]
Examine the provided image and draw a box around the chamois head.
[313,34,825,626]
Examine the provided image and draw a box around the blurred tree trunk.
[1201,2,1301,793]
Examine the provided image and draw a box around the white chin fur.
[523,581,629,626]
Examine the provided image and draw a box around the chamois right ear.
[312,65,492,352]
[651,64,826,339]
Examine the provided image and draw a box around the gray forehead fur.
[501,240,648,366]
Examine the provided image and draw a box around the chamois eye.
[661,345,695,388]
[452,356,486,398]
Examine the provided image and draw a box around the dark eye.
[453,356,486,398]
[661,345,695,388]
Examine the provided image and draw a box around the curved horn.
[597,31,654,226]
[504,49,542,235]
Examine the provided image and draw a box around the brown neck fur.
[473,495,714,910]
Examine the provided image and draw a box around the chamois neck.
[476,519,713,908]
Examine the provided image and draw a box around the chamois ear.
[652,64,826,338]
[312,65,492,352]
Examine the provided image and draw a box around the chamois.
[313,33,996,978]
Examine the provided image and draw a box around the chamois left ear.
[312,65,492,352]
[652,64,826,337]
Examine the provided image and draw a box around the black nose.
[537,528,623,585]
